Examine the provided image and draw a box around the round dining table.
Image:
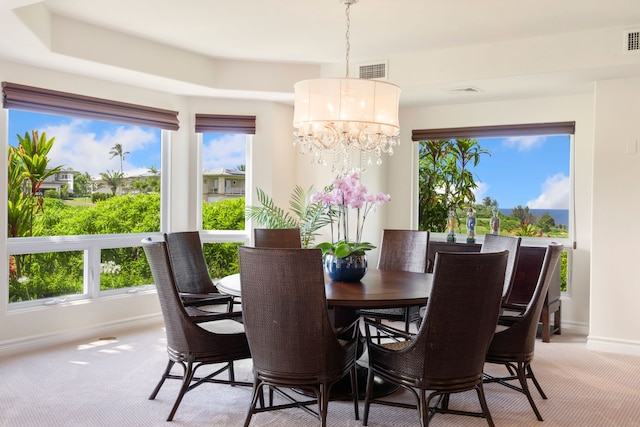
[216,268,433,309]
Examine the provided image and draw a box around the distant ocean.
[500,208,569,226]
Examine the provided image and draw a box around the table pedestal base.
[332,364,398,400]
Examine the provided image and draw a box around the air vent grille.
[624,30,640,53]
[359,62,387,80]
[447,86,483,95]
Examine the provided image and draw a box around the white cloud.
[41,119,156,177]
[503,136,546,151]
[472,181,489,202]
[202,134,247,170]
[527,173,570,209]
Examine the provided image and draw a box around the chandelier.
[293,0,401,174]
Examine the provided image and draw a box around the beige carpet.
[1,325,639,427]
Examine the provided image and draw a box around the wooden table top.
[217,269,432,309]
[325,268,432,308]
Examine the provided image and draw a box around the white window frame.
[5,116,169,309]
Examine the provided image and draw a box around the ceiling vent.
[624,29,640,53]
[447,86,483,95]
[359,61,388,80]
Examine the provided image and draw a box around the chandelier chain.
[345,2,351,78]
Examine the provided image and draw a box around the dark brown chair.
[164,231,234,312]
[481,234,522,304]
[483,242,564,421]
[416,234,522,328]
[253,228,301,248]
[363,250,508,427]
[358,229,429,333]
[238,246,360,427]
[141,237,252,421]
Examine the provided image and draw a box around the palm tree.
[100,170,125,195]
[108,143,130,173]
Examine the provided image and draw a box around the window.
[414,122,574,291]
[195,114,255,279]
[3,82,176,305]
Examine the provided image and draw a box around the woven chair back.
[238,246,347,379]
[494,242,563,357]
[412,250,508,383]
[164,231,216,294]
[142,238,249,358]
[253,228,302,248]
[377,229,430,273]
[481,234,522,302]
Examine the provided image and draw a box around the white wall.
[588,76,640,354]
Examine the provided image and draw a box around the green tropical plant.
[418,138,489,232]
[537,212,556,232]
[72,171,92,197]
[246,185,331,248]
[8,130,63,280]
[100,170,125,195]
[510,205,538,226]
[511,222,539,236]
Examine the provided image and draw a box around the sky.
[8,110,246,178]
[467,135,570,210]
[8,110,570,210]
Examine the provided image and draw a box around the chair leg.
[243,380,263,427]
[440,393,450,410]
[515,362,544,421]
[526,363,547,399]
[149,360,175,400]
[319,383,329,427]
[475,383,496,427]
[555,303,562,335]
[228,361,236,384]
[362,368,376,426]
[374,317,383,344]
[422,390,437,427]
[167,361,196,421]
[349,365,359,420]
[403,308,411,332]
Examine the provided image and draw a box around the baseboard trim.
[587,335,640,356]
[560,320,589,336]
[0,314,163,358]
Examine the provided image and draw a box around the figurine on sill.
[490,205,501,235]
[446,207,457,243]
[466,206,476,244]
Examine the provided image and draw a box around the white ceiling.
[2,0,640,106]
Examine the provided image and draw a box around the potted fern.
[245,185,332,248]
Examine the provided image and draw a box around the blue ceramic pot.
[324,253,368,282]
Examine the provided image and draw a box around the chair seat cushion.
[198,319,245,334]
[380,340,411,351]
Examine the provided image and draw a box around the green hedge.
[9,194,245,302]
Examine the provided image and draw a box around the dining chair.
[141,237,252,421]
[362,250,508,427]
[358,229,429,333]
[416,234,521,328]
[481,234,522,304]
[253,227,301,248]
[483,242,564,421]
[238,246,360,427]
[164,231,234,312]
